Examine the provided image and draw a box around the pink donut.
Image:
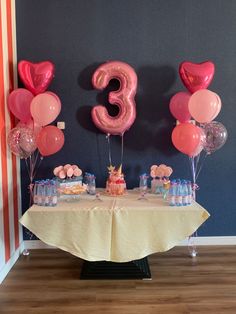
[63,164,71,171]
[58,170,66,179]
[150,170,156,178]
[164,167,173,177]
[71,164,78,170]
[67,167,74,178]
[150,165,158,171]
[53,165,63,176]
[73,168,82,177]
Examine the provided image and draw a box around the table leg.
[80,257,151,280]
[188,231,198,257]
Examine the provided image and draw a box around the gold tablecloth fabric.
[20,190,210,262]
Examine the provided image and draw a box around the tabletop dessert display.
[53,164,87,196]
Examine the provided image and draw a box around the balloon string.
[120,133,124,166]
[32,150,40,178]
[196,152,208,181]
[195,152,201,174]
[106,134,112,166]
[189,156,196,201]
[24,158,31,179]
[33,155,43,180]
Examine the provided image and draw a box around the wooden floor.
[0,246,236,313]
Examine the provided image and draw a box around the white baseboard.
[24,236,236,251]
[0,242,24,284]
[179,236,236,246]
[24,240,56,250]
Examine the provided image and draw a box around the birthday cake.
[106,165,126,196]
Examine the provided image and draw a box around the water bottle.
[37,182,43,206]
[139,174,148,192]
[44,182,50,206]
[176,179,182,206]
[33,181,38,205]
[51,181,57,206]
[88,175,96,195]
[41,182,46,206]
[187,181,192,205]
[182,180,188,206]
[169,181,176,206]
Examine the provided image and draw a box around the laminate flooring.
[0,246,236,314]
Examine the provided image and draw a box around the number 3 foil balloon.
[91,61,137,135]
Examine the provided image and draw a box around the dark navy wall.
[16,0,236,237]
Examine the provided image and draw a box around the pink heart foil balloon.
[18,60,55,95]
[179,61,215,94]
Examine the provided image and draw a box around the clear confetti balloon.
[8,126,37,159]
[202,121,227,154]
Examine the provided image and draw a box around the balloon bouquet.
[170,61,227,196]
[7,60,65,204]
[169,61,227,256]
[91,60,137,169]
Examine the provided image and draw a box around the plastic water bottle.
[41,182,46,206]
[182,180,188,206]
[187,181,192,205]
[169,181,176,206]
[139,174,148,192]
[37,183,43,206]
[175,179,183,206]
[33,181,38,204]
[51,181,57,206]
[88,175,96,195]
[44,182,50,206]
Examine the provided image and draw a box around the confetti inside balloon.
[202,121,227,154]
[8,126,37,159]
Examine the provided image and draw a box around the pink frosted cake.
[106,165,126,196]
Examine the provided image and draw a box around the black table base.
[80,257,151,280]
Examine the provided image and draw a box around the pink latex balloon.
[8,88,34,122]
[45,91,61,103]
[179,61,215,93]
[30,92,61,126]
[37,126,64,156]
[172,123,204,157]
[169,92,191,123]
[18,60,55,95]
[91,61,137,135]
[17,119,42,137]
[8,126,37,159]
[188,89,221,123]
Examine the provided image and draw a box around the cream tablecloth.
[20,190,210,262]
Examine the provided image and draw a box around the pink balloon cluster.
[53,164,82,180]
[170,61,227,156]
[7,60,64,158]
[150,164,173,179]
